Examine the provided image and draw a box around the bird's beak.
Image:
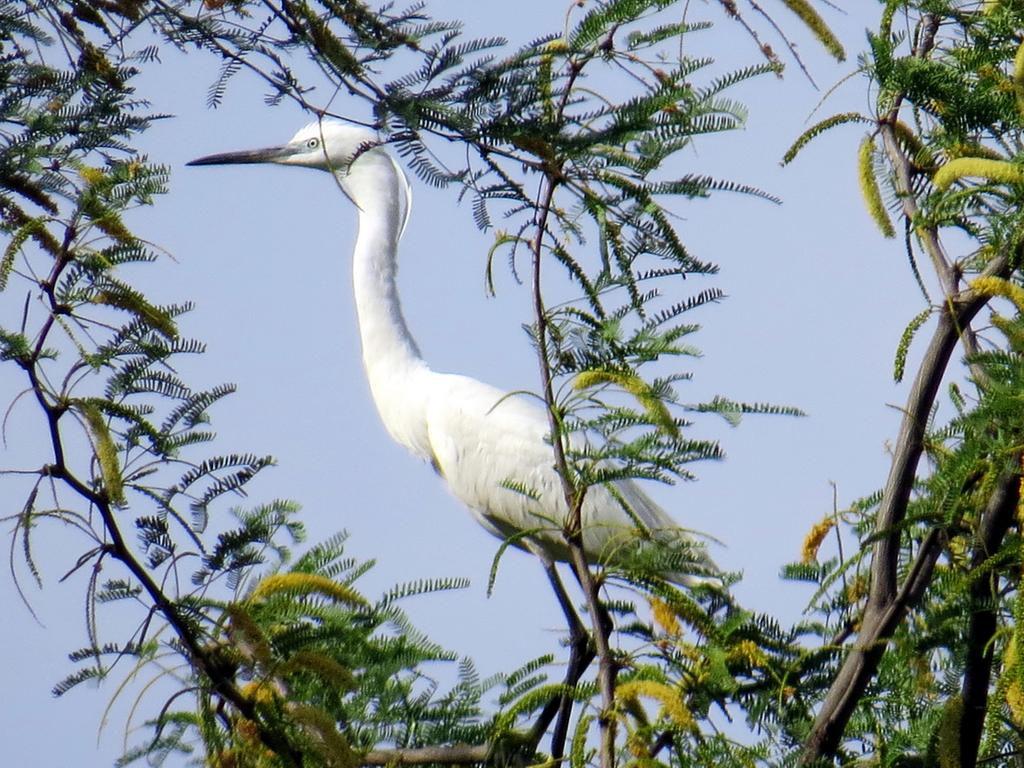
[187,144,300,167]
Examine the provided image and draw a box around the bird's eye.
[306,138,320,149]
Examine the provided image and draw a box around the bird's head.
[189,118,412,238]
[188,119,382,174]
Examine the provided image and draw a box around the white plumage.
[189,119,713,583]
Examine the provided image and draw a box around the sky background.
[1,1,936,764]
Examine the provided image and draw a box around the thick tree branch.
[879,123,957,299]
[567,541,618,768]
[800,527,945,765]
[799,254,1010,764]
[959,464,1021,768]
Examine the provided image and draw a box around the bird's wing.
[421,373,713,579]
[422,374,565,549]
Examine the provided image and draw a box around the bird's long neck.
[345,153,433,460]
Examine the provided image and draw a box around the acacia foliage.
[2,1,536,764]
[782,1,1024,765]
[8,1,983,768]
[0,2,489,765]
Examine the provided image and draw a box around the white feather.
[202,119,716,585]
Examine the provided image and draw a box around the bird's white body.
[191,120,711,579]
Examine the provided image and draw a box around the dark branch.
[26,241,305,767]
[959,465,1021,768]
[799,254,1010,764]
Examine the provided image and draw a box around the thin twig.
[522,49,620,768]
[526,558,596,759]
[22,228,305,767]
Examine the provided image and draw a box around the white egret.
[189,119,714,585]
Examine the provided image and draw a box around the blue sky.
[2,2,931,764]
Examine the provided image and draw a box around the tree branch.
[800,526,945,765]
[362,745,491,766]
[799,253,1010,764]
[527,558,596,759]
[959,463,1021,768]
[25,240,305,767]
[528,169,618,768]
[879,123,956,299]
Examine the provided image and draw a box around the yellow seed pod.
[649,597,681,637]
[1006,635,1024,726]
[574,369,678,438]
[945,142,1005,161]
[78,401,125,506]
[92,289,177,338]
[933,157,1024,190]
[857,136,896,239]
[936,695,963,768]
[249,572,367,607]
[1015,40,1024,116]
[801,517,835,564]
[93,211,135,245]
[615,680,695,731]
[1019,454,1024,531]
[970,276,1024,314]
[1008,677,1024,727]
[78,165,106,186]
[281,650,356,691]
[779,0,845,61]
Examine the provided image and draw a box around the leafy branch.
[784,2,1024,763]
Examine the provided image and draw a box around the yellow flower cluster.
[800,517,836,564]
[933,157,1024,190]
[1005,637,1024,727]
[857,137,895,239]
[241,680,280,706]
[1019,453,1024,531]
[726,639,768,668]
[248,572,368,607]
[649,597,681,637]
[615,680,695,731]
[78,165,106,185]
[971,276,1024,313]
[936,696,963,768]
